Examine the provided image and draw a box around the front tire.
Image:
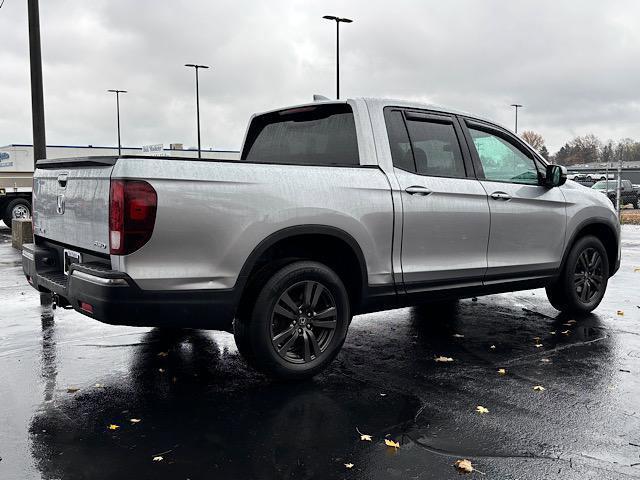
[546,235,609,314]
[234,261,351,380]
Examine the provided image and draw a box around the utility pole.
[510,104,523,134]
[322,15,353,100]
[27,0,46,165]
[107,90,127,155]
[184,64,209,158]
[615,150,622,218]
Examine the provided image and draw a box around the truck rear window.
[241,104,360,166]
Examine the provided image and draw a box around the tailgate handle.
[57,173,68,188]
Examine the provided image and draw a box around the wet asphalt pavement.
[1,224,639,480]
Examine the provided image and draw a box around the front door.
[384,108,491,293]
[463,121,567,281]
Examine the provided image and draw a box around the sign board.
[142,144,165,156]
[0,151,13,169]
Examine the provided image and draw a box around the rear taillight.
[109,180,157,255]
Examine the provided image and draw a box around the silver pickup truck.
[22,98,620,379]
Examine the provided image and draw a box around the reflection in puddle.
[30,329,422,480]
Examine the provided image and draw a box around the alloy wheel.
[574,248,604,303]
[270,280,338,364]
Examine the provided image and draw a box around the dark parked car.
[592,179,639,208]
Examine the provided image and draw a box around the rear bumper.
[22,243,236,331]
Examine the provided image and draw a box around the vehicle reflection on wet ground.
[1,224,639,479]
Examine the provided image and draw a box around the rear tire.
[546,235,609,314]
[3,198,32,229]
[234,261,351,380]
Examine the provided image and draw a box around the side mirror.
[544,164,567,188]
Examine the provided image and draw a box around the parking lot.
[1,223,639,480]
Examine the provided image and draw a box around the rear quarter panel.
[111,159,394,291]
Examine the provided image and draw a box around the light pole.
[184,63,209,158]
[107,89,127,155]
[28,0,46,165]
[510,104,523,134]
[322,15,353,100]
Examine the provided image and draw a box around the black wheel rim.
[574,248,604,303]
[270,280,338,364]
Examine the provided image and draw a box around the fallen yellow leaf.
[452,334,465,338]
[476,405,489,414]
[356,427,372,441]
[384,438,400,449]
[152,456,163,462]
[107,424,120,430]
[130,418,141,424]
[533,385,545,392]
[454,459,474,473]
[617,310,624,316]
[158,368,165,373]
[634,267,640,272]
[66,387,80,394]
[490,345,496,350]
[157,351,169,357]
[550,331,556,335]
[561,330,570,335]
[497,368,506,375]
[541,358,551,363]
[434,356,454,363]
[344,463,354,469]
[534,343,543,348]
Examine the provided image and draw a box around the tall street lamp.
[184,63,209,158]
[322,15,353,100]
[510,104,523,134]
[107,89,127,155]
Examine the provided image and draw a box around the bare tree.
[520,130,545,152]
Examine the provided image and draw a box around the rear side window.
[384,109,414,171]
[241,104,360,165]
[405,119,466,178]
[384,108,467,178]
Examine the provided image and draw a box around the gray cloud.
[1,0,639,153]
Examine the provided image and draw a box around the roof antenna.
[313,94,330,102]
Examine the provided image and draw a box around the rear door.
[461,120,566,280]
[384,108,490,292]
[33,158,115,254]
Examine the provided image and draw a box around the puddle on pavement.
[28,328,423,480]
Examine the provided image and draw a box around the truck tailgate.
[33,157,116,254]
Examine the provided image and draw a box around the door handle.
[490,191,511,201]
[405,186,432,196]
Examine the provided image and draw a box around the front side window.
[405,119,466,178]
[242,104,359,166]
[469,127,539,185]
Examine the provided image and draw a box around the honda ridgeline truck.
[22,98,621,379]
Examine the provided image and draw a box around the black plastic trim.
[235,224,371,310]
[560,218,620,277]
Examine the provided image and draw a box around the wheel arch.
[235,225,369,314]
[562,219,619,277]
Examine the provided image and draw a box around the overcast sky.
[1,0,639,153]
